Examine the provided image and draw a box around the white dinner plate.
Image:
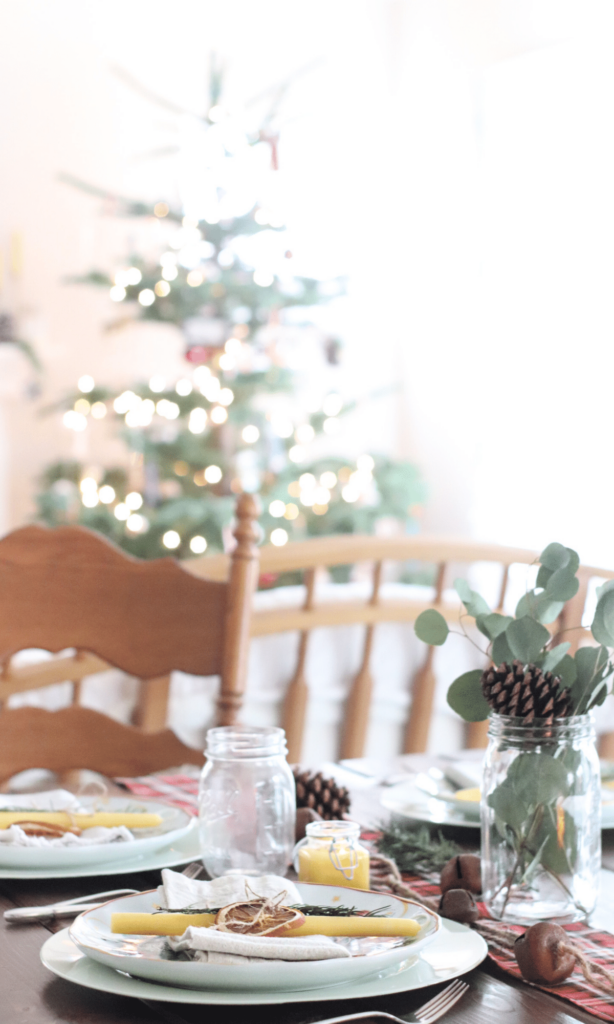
[383,780,614,829]
[69,882,440,992]
[0,818,200,879]
[43,918,487,1005]
[0,797,193,869]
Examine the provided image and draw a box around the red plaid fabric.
[399,872,614,1022]
[118,776,614,1021]
[116,772,199,815]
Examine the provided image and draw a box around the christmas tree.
[36,63,425,563]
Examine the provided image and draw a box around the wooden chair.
[188,535,614,762]
[0,493,259,780]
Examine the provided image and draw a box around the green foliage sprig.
[376,822,463,876]
[415,542,614,722]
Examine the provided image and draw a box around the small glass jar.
[481,713,601,924]
[294,820,370,889]
[198,725,296,878]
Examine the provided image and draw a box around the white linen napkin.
[158,869,351,963]
[0,790,134,848]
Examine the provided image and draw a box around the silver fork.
[310,979,469,1024]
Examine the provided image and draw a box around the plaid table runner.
[379,868,614,1022]
[119,772,614,1022]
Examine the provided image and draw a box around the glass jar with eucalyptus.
[481,713,601,924]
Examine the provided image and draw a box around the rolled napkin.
[0,790,142,848]
[156,869,351,963]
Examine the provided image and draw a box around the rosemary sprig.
[156,903,392,917]
[376,822,463,876]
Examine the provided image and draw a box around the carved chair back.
[0,494,259,779]
[191,535,614,762]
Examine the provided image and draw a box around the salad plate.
[42,918,487,1004]
[0,815,199,879]
[383,777,614,829]
[0,795,193,869]
[69,882,440,992]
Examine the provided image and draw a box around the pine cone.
[293,767,351,820]
[481,660,571,723]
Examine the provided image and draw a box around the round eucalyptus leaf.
[539,543,571,571]
[541,642,571,674]
[592,591,614,647]
[545,567,580,601]
[506,616,550,664]
[414,609,449,646]
[447,670,489,722]
[492,630,514,667]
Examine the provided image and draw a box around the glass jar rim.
[487,711,594,740]
[304,820,361,840]
[205,725,288,759]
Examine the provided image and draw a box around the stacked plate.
[382,761,614,829]
[41,882,487,1006]
[0,795,199,879]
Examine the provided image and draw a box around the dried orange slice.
[16,820,82,838]
[214,899,305,936]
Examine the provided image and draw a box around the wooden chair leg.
[466,719,489,748]
[282,636,310,764]
[133,674,171,732]
[340,629,375,760]
[281,568,316,763]
[404,649,438,753]
[599,732,614,760]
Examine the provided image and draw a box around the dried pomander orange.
[214,898,305,937]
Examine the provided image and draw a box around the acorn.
[514,923,575,985]
[440,854,482,895]
[439,888,479,925]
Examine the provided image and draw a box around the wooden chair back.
[0,493,259,779]
[189,535,614,762]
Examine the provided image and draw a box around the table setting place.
[8,547,614,1023]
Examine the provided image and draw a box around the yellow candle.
[111,912,419,937]
[296,820,370,889]
[0,812,163,830]
[298,842,370,888]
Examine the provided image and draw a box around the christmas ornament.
[514,923,576,985]
[439,854,482,895]
[438,888,479,925]
[293,767,351,820]
[481,660,571,723]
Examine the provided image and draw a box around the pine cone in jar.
[481,660,571,724]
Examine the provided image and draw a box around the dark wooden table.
[2,761,614,1024]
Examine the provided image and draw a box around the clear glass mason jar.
[198,725,296,878]
[481,713,601,924]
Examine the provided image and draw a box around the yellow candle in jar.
[296,820,370,889]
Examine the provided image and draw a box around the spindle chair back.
[191,535,614,762]
[0,494,259,779]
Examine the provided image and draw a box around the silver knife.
[4,887,138,922]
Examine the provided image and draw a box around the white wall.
[1,0,614,570]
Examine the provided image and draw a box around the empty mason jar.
[198,725,296,877]
[482,712,601,924]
